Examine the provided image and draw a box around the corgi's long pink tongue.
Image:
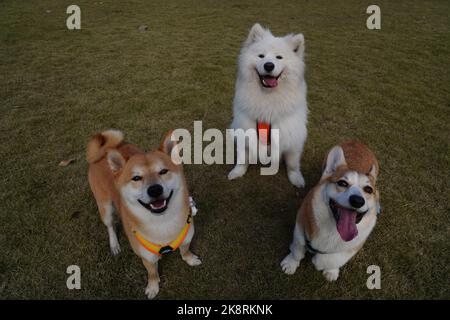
[263,76,278,88]
[337,208,358,242]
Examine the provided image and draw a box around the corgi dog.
[281,140,380,281]
[87,130,201,299]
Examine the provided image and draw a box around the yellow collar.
[133,214,192,256]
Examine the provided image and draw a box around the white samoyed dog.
[228,23,308,187]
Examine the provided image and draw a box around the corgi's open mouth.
[329,199,367,242]
[138,191,173,214]
[257,71,282,88]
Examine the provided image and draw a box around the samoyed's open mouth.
[257,71,282,88]
[138,191,173,214]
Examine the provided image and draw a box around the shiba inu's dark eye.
[276,55,283,59]
[132,176,142,181]
[258,54,264,58]
[159,169,168,175]
[363,186,373,194]
[337,180,348,187]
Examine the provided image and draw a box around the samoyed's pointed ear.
[287,33,305,56]
[244,23,270,46]
[321,146,347,179]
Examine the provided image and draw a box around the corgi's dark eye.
[337,180,348,187]
[159,169,168,175]
[276,55,283,59]
[132,176,142,181]
[258,54,264,58]
[364,186,373,194]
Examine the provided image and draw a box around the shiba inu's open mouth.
[329,199,366,242]
[257,71,282,88]
[138,191,173,214]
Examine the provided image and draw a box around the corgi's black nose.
[147,184,163,198]
[264,62,275,72]
[349,195,365,208]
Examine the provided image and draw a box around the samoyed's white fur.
[229,23,308,187]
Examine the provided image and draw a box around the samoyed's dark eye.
[258,54,264,58]
[276,55,283,59]
[159,169,168,175]
[132,176,142,181]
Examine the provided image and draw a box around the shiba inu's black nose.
[147,184,163,198]
[264,62,275,72]
[349,195,365,208]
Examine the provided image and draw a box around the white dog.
[228,23,308,187]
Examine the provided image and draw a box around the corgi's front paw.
[144,281,160,299]
[228,165,248,180]
[280,254,300,275]
[323,269,340,282]
[288,170,305,188]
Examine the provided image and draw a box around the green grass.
[1,0,449,299]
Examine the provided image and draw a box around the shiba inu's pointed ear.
[288,33,305,55]
[244,23,269,46]
[107,150,126,173]
[159,130,179,156]
[322,146,347,179]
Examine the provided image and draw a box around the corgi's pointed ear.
[289,33,305,55]
[107,150,126,173]
[244,23,269,46]
[322,146,346,179]
[368,164,378,180]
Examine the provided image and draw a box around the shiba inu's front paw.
[183,253,202,267]
[288,170,305,188]
[228,164,248,180]
[280,254,300,275]
[323,269,339,282]
[110,243,121,256]
[144,281,160,299]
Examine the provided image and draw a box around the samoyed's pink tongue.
[337,208,358,242]
[263,76,278,88]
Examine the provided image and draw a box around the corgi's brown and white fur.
[87,130,201,299]
[281,140,380,281]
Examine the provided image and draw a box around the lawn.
[0,0,449,299]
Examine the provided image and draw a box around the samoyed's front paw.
[280,254,300,275]
[288,170,305,188]
[323,269,340,282]
[184,254,202,267]
[228,165,248,180]
[144,281,160,299]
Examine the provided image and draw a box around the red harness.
[257,121,271,145]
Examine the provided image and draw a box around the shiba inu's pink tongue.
[263,76,278,88]
[150,199,166,209]
[337,208,358,242]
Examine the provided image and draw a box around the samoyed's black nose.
[264,62,275,72]
[147,184,163,198]
[349,195,365,208]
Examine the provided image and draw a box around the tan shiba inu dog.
[87,130,201,299]
[281,140,380,281]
